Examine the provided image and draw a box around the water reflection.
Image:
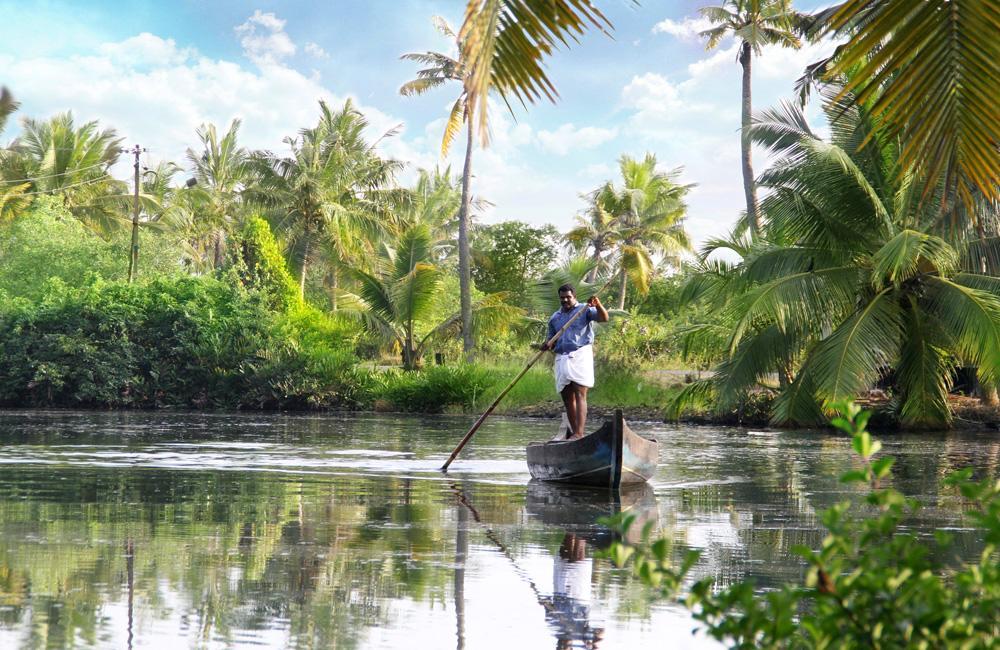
[0,411,994,649]
[525,483,659,649]
[547,533,602,650]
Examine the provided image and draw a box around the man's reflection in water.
[545,532,604,649]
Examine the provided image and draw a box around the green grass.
[589,369,683,408]
[472,359,684,414]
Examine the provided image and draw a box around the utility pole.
[122,144,146,283]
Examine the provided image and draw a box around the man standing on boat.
[541,284,609,440]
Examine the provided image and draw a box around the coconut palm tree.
[345,223,520,369]
[0,87,31,224]
[7,112,129,235]
[610,155,693,309]
[0,87,15,133]
[699,0,801,233]
[399,167,463,256]
[400,18,478,359]
[674,92,1000,428]
[185,119,249,269]
[248,100,402,302]
[403,3,619,359]
[566,181,622,283]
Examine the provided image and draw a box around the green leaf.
[840,469,870,484]
[872,456,895,479]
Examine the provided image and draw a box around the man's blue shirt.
[547,304,598,354]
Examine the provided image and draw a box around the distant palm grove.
[0,0,998,429]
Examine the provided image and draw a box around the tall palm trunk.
[617,266,627,310]
[212,229,226,269]
[330,265,339,311]
[586,242,603,282]
[739,41,760,233]
[404,319,416,370]
[299,237,310,301]
[457,116,475,360]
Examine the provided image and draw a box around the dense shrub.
[228,216,300,311]
[379,365,495,413]
[0,196,186,300]
[595,314,677,373]
[0,276,360,409]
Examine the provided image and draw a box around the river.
[0,410,995,649]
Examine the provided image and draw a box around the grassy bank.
[479,360,685,416]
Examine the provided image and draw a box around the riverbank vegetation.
[608,402,1000,647]
[1,0,999,429]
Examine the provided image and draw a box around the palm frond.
[770,364,824,426]
[393,224,434,279]
[961,237,1000,275]
[391,263,441,324]
[871,229,958,288]
[714,325,793,408]
[750,100,815,154]
[825,0,1000,206]
[442,96,466,156]
[808,289,903,402]
[923,276,1000,384]
[459,0,613,144]
[896,301,952,428]
[728,266,858,346]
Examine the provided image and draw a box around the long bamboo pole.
[441,281,612,471]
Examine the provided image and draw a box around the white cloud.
[537,123,617,156]
[0,35,406,182]
[620,72,732,139]
[622,72,684,113]
[685,37,839,83]
[304,42,329,59]
[97,33,194,67]
[755,38,839,80]
[234,10,296,66]
[687,43,739,79]
[651,16,713,41]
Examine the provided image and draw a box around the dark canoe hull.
[525,410,658,487]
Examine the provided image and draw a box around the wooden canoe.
[525,409,658,487]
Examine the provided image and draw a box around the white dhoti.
[554,344,594,393]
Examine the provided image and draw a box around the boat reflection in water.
[526,481,659,649]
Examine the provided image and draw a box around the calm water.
[0,410,996,649]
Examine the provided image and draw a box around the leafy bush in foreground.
[607,402,1000,648]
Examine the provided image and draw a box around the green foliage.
[675,89,1000,428]
[606,402,1000,648]
[0,196,185,300]
[0,276,360,409]
[594,314,675,373]
[229,215,300,310]
[472,221,559,302]
[346,223,523,370]
[378,364,494,412]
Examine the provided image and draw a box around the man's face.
[559,290,576,310]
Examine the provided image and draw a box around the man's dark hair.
[557,283,575,295]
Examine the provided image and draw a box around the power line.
[0,161,111,185]
[6,175,117,197]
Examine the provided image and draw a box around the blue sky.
[0,0,834,248]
